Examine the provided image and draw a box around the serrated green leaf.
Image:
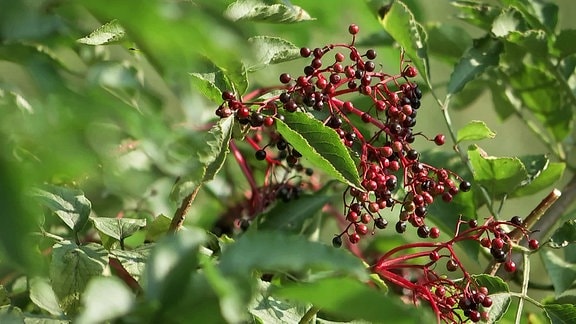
[76,277,134,324]
[225,0,313,23]
[50,241,108,314]
[250,280,307,323]
[549,220,576,249]
[472,274,510,293]
[189,72,232,104]
[468,145,527,198]
[503,0,558,32]
[145,214,171,242]
[275,112,361,189]
[77,20,126,45]
[506,30,549,59]
[452,1,502,31]
[541,249,576,296]
[512,161,564,198]
[470,275,511,323]
[33,185,91,233]
[456,120,496,143]
[275,277,431,323]
[91,218,146,241]
[447,36,503,95]
[492,9,521,37]
[111,245,152,283]
[256,187,331,234]
[544,303,576,324]
[555,29,576,59]
[379,1,430,86]
[247,36,301,71]
[29,278,62,316]
[219,231,367,281]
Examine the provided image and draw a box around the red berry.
[348,233,360,244]
[435,286,445,298]
[300,47,311,57]
[346,211,359,222]
[430,227,440,239]
[361,213,371,224]
[221,91,235,101]
[279,73,291,84]
[263,116,274,127]
[482,296,493,308]
[404,66,417,78]
[368,202,379,213]
[469,310,481,322]
[529,239,540,250]
[355,223,369,235]
[335,52,345,62]
[434,134,445,146]
[492,238,504,249]
[446,259,458,272]
[480,237,491,248]
[429,251,440,261]
[348,24,359,35]
[504,260,516,273]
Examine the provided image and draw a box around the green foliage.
[0,0,575,323]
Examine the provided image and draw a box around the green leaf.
[489,80,515,120]
[555,29,576,59]
[491,9,521,37]
[256,188,331,234]
[0,306,24,324]
[91,217,146,241]
[541,249,576,296]
[503,0,558,32]
[49,241,108,314]
[247,36,301,71]
[544,304,576,324]
[456,120,496,143]
[447,36,503,95]
[145,214,172,242]
[141,229,206,303]
[379,1,430,86]
[426,22,471,64]
[472,275,511,324]
[250,280,307,323]
[76,277,133,324]
[111,245,152,283]
[219,231,367,281]
[452,1,501,31]
[512,161,564,198]
[33,185,91,233]
[549,220,576,249]
[225,0,313,23]
[189,71,232,104]
[275,112,361,189]
[0,286,9,306]
[468,145,527,198]
[506,30,549,59]
[275,277,431,323]
[29,278,62,316]
[77,19,126,45]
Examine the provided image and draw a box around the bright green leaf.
[77,19,126,45]
[145,214,172,242]
[275,112,361,189]
[76,277,134,324]
[456,120,496,143]
[468,145,527,198]
[219,231,367,281]
[447,36,503,95]
[379,1,430,86]
[50,241,108,314]
[225,0,313,23]
[275,277,431,323]
[29,278,62,316]
[111,245,152,283]
[541,249,576,296]
[544,303,576,324]
[452,1,502,31]
[91,217,146,241]
[247,36,301,71]
[491,9,521,37]
[549,220,576,249]
[33,185,91,233]
[189,72,232,104]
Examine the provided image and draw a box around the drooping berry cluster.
[373,215,539,323]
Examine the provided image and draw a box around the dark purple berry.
[255,150,267,161]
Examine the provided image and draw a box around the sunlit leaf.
[33,185,91,233]
[225,0,313,23]
[29,278,62,316]
[544,303,576,324]
[452,1,502,31]
[456,120,496,143]
[275,112,361,189]
[111,245,152,283]
[247,36,301,71]
[76,277,134,324]
[77,19,126,45]
[91,217,146,241]
[250,280,307,323]
[189,72,233,104]
[549,221,576,249]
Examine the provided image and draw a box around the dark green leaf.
[142,229,206,303]
[77,19,126,45]
[506,30,549,59]
[472,274,511,323]
[555,29,576,59]
[250,281,307,323]
[489,80,515,120]
[189,72,232,104]
[541,249,576,296]
[220,61,248,96]
[544,304,576,324]
[549,220,576,249]
[247,36,301,71]
[76,277,134,324]
[379,1,430,86]
[91,217,146,241]
[33,185,91,233]
[0,306,24,324]
[111,245,152,282]
[0,286,9,306]
[225,0,313,23]
[452,1,502,31]
[449,79,487,110]
[456,120,496,143]
[512,161,564,198]
[219,231,367,280]
[49,241,108,314]
[29,278,62,316]
[426,22,471,64]
[275,112,361,189]
[468,145,528,198]
[256,188,331,234]
[145,214,172,242]
[447,36,503,95]
[275,277,431,323]
[551,289,576,305]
